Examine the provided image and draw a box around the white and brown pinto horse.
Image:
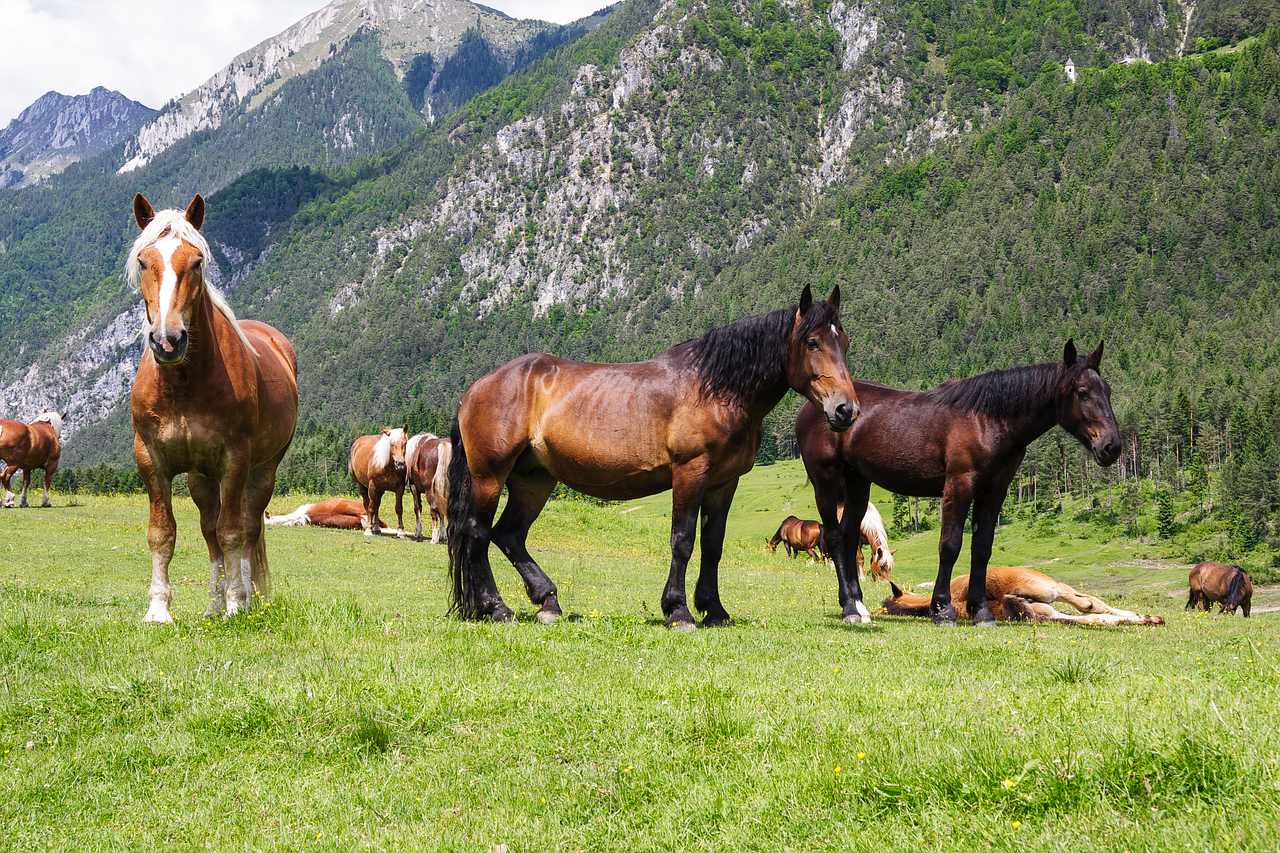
[265,497,368,530]
[885,566,1164,626]
[129,193,298,623]
[0,410,66,507]
[350,426,409,536]
[406,433,451,543]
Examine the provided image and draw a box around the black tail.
[817,525,828,561]
[446,416,479,619]
[1224,565,1247,614]
[1185,587,1197,610]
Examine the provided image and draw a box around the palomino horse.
[884,566,1164,626]
[265,498,368,530]
[765,516,826,561]
[1187,561,1252,617]
[847,500,895,582]
[448,285,859,628]
[0,410,66,507]
[797,341,1120,625]
[350,426,409,536]
[406,433,452,543]
[129,193,298,623]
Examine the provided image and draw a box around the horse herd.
[6,194,1252,628]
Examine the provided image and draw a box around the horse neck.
[1000,363,1065,449]
[174,291,240,378]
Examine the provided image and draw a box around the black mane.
[685,299,841,404]
[930,356,1096,417]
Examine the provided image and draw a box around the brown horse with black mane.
[1187,561,1252,617]
[0,410,66,508]
[129,193,298,623]
[766,516,826,561]
[448,285,859,628]
[797,342,1120,626]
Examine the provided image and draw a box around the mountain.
[117,0,603,174]
[0,88,154,188]
[2,0,1279,512]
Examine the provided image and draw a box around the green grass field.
[1,460,1277,851]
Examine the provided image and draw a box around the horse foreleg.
[138,456,178,624]
[491,468,559,623]
[663,465,708,630]
[963,493,1002,627]
[834,475,871,624]
[393,486,407,538]
[932,481,975,626]
[40,467,53,507]
[367,486,385,535]
[0,464,14,507]
[189,473,228,617]
[17,468,31,508]
[694,480,738,627]
[212,461,252,617]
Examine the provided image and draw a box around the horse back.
[408,437,445,491]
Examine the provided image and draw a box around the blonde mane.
[127,208,256,355]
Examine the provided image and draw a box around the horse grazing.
[406,433,452,543]
[265,498,368,530]
[129,193,298,623]
[766,516,826,561]
[448,285,859,628]
[0,410,66,507]
[851,501,895,582]
[883,566,1164,626]
[350,426,409,537]
[797,341,1120,626]
[1187,561,1252,617]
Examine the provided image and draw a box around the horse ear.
[1090,340,1104,365]
[382,428,391,435]
[60,411,68,420]
[133,193,155,230]
[797,284,814,317]
[826,284,841,311]
[185,194,205,230]
[890,548,898,555]
[1062,339,1077,366]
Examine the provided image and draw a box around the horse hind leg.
[242,465,280,605]
[189,473,228,617]
[41,467,53,507]
[491,467,560,623]
[1,464,15,507]
[18,468,31,508]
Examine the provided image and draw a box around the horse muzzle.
[825,400,859,432]
[149,328,188,364]
[1093,438,1121,467]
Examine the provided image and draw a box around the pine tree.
[1157,488,1175,538]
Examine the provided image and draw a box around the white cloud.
[0,0,610,128]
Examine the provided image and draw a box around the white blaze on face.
[153,232,184,347]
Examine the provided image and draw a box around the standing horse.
[129,193,298,623]
[884,566,1164,626]
[852,501,895,582]
[766,516,826,561]
[448,285,859,628]
[350,426,409,536]
[1187,561,1252,617]
[265,498,368,530]
[0,410,66,507]
[406,433,452,543]
[797,341,1120,625]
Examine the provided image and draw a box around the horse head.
[374,425,409,474]
[130,194,209,365]
[1056,340,1121,466]
[869,546,897,581]
[34,410,66,438]
[786,284,859,431]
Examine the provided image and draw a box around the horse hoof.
[702,616,732,628]
[843,613,873,625]
[933,616,958,627]
[488,604,515,623]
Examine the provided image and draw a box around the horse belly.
[537,434,673,500]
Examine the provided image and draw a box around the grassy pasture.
[1,460,1277,851]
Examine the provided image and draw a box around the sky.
[0,0,609,128]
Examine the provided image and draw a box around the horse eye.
[806,338,820,351]
[1077,388,1090,400]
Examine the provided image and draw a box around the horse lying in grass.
[1187,561,1252,617]
[766,516,826,561]
[0,410,65,508]
[406,433,451,543]
[883,566,1164,626]
[265,498,368,530]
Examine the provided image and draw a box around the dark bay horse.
[797,341,1120,625]
[0,410,65,507]
[1187,561,1252,617]
[884,566,1164,626]
[130,193,299,623]
[406,433,451,543]
[448,285,859,628]
[350,426,409,537]
[766,516,826,561]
